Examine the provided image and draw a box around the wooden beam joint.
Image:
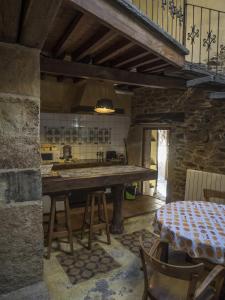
[40,56,186,89]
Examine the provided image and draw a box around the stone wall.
[0,43,46,297]
[132,87,225,201]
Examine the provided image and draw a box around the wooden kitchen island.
[42,165,157,234]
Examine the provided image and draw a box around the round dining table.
[154,201,225,264]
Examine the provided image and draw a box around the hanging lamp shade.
[94,98,115,114]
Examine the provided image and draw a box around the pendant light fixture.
[94,81,116,114]
[94,98,115,114]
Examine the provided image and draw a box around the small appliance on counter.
[41,152,53,162]
[41,144,59,163]
[106,151,117,161]
[60,145,72,161]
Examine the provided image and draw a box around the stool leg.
[81,196,90,240]
[102,195,111,245]
[47,197,56,259]
[65,196,74,255]
[97,197,103,236]
[88,195,95,250]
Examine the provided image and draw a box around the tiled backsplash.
[40,113,130,160]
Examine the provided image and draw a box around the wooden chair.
[47,193,74,259]
[81,191,111,250]
[139,237,225,300]
[203,189,225,205]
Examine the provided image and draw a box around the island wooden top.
[42,165,157,194]
[51,159,123,170]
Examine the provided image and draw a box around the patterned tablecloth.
[154,201,225,264]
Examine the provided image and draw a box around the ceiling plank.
[150,67,170,74]
[19,0,62,49]
[53,11,83,57]
[113,49,149,68]
[128,57,161,69]
[139,62,170,73]
[40,56,186,89]
[94,39,134,64]
[0,0,22,43]
[69,0,185,68]
[72,26,111,61]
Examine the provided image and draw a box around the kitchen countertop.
[42,165,157,194]
[49,159,124,170]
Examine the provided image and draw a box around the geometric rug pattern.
[57,244,121,285]
[115,229,156,257]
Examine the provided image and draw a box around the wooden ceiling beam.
[69,0,185,68]
[150,67,169,74]
[54,11,83,57]
[113,49,149,68]
[72,26,111,61]
[94,39,134,64]
[139,62,170,73]
[40,56,186,89]
[0,0,22,43]
[19,0,62,49]
[128,57,161,69]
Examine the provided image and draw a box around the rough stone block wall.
[0,43,44,295]
[132,87,225,201]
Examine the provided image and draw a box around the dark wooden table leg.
[160,242,169,263]
[110,184,124,234]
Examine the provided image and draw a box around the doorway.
[142,128,170,201]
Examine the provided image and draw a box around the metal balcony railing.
[129,0,185,44]
[184,3,225,74]
[129,0,225,74]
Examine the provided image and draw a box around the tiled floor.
[44,213,156,300]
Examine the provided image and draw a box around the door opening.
[142,128,169,201]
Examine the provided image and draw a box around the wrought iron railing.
[129,0,225,74]
[129,0,185,44]
[184,3,225,74]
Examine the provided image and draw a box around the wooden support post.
[110,184,124,234]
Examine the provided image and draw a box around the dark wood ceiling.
[2,0,225,90]
[0,0,189,88]
[41,0,179,75]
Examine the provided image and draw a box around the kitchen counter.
[42,165,157,234]
[46,159,124,170]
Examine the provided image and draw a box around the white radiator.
[184,169,225,201]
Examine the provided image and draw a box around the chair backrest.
[203,189,225,205]
[139,237,205,300]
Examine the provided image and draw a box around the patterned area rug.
[115,229,156,257]
[57,244,120,285]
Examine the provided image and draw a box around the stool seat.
[46,194,73,259]
[81,190,111,249]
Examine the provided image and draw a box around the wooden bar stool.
[81,191,111,250]
[47,193,73,259]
